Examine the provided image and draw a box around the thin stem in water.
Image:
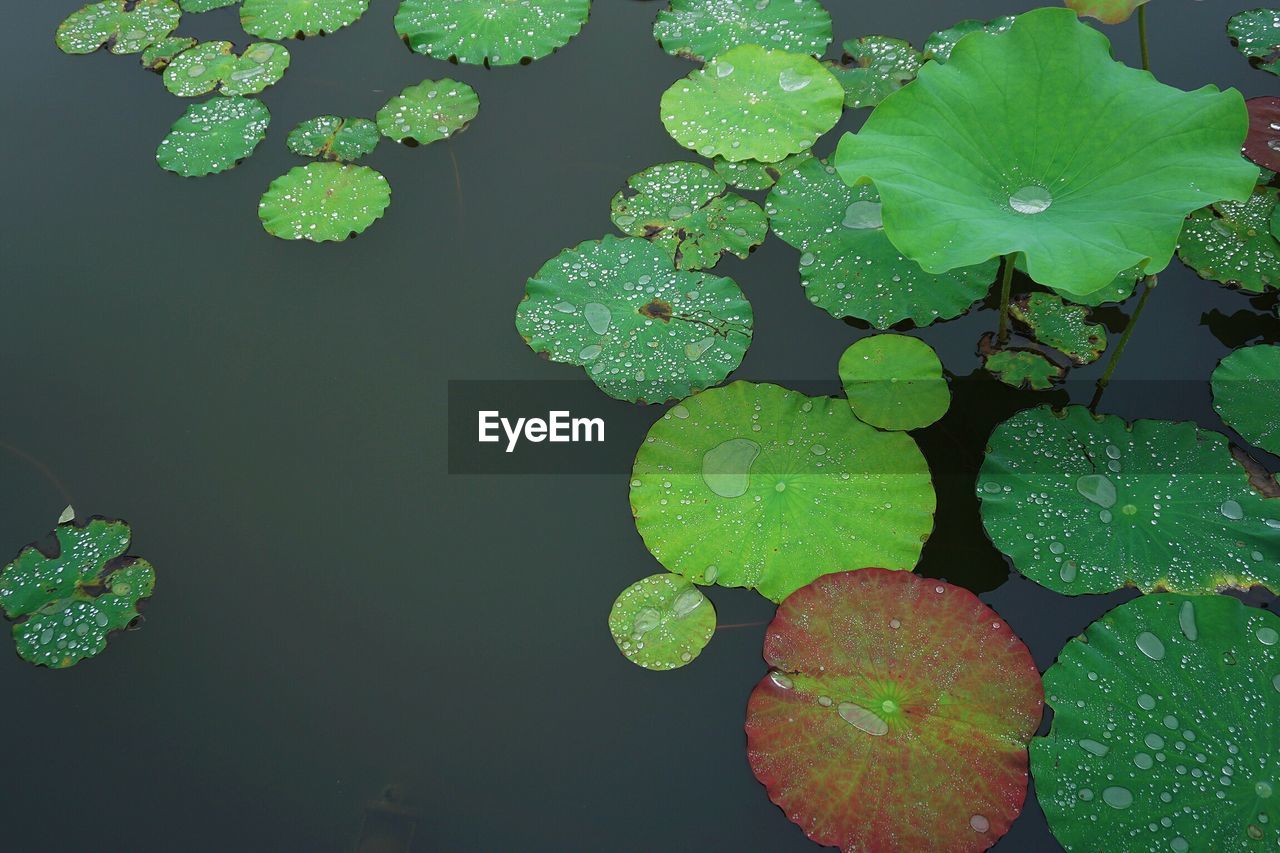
[1138,5,1150,71]
[1090,275,1156,411]
[996,253,1017,346]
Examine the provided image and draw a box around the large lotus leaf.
[286,116,379,161]
[515,236,752,403]
[394,0,590,66]
[978,404,1280,594]
[163,41,290,97]
[258,163,391,242]
[1010,293,1107,365]
[610,162,767,270]
[746,569,1043,851]
[630,382,936,602]
[180,0,237,10]
[660,45,843,164]
[921,16,1013,63]
[140,36,196,71]
[1212,344,1280,455]
[608,573,715,671]
[834,7,1258,297]
[1064,0,1149,25]
[1245,97,1280,171]
[766,157,997,328]
[1033,593,1279,852]
[1039,262,1142,307]
[156,96,270,177]
[376,79,479,146]
[1229,8,1280,76]
[838,334,949,431]
[240,0,369,39]
[1178,187,1280,293]
[652,0,832,61]
[1,518,155,669]
[56,0,180,55]
[711,151,810,192]
[826,36,920,109]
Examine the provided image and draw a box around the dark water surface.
[2,1,1277,850]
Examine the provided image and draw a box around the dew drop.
[969,815,990,833]
[584,302,611,335]
[702,438,760,498]
[672,588,703,617]
[1178,600,1198,642]
[778,69,811,91]
[1257,626,1279,646]
[1009,185,1052,215]
[1079,739,1109,756]
[842,201,883,229]
[685,336,715,361]
[1137,693,1156,711]
[1219,499,1244,520]
[1059,561,1078,583]
[1101,786,1133,809]
[1136,631,1166,660]
[578,344,601,361]
[838,702,888,736]
[1077,474,1117,508]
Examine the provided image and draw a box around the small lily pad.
[141,35,196,71]
[660,44,843,163]
[711,151,810,191]
[286,116,379,161]
[826,36,921,109]
[516,236,753,403]
[1212,344,1280,455]
[180,0,237,11]
[163,40,290,97]
[608,574,715,670]
[1064,0,1150,25]
[1010,293,1108,365]
[979,336,1066,390]
[921,16,1014,63]
[838,334,949,431]
[157,96,270,177]
[1178,186,1280,293]
[1033,593,1279,852]
[652,0,832,61]
[240,0,370,39]
[610,161,767,270]
[375,79,479,146]
[746,569,1043,852]
[258,163,391,242]
[1,518,155,669]
[1229,8,1280,76]
[394,0,590,66]
[56,0,180,55]
[1245,97,1280,172]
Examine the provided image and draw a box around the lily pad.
[1245,97,1280,171]
[978,404,1280,594]
[838,334,950,431]
[163,41,290,97]
[394,0,590,66]
[652,0,832,61]
[1177,186,1280,293]
[746,569,1043,851]
[180,0,237,11]
[258,163,391,242]
[1228,8,1280,76]
[630,382,936,602]
[286,116,379,161]
[610,162,767,270]
[835,7,1258,297]
[766,157,997,328]
[1032,593,1279,852]
[660,44,843,164]
[711,151,810,191]
[921,16,1013,63]
[1212,344,1280,455]
[826,36,920,109]
[156,96,270,177]
[515,236,753,403]
[608,574,715,670]
[240,0,369,39]
[1064,0,1150,25]
[1,518,155,669]
[375,79,479,146]
[141,35,196,71]
[56,0,180,55]
[979,336,1066,390]
[1010,293,1107,365]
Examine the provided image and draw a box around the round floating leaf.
[375,79,479,146]
[921,15,1013,63]
[1033,593,1279,852]
[1229,8,1280,76]
[240,0,369,39]
[630,382,936,602]
[766,157,997,328]
[0,518,155,669]
[838,334,949,431]
[1010,293,1107,365]
[286,116,379,161]
[1064,0,1149,25]
[156,96,270,177]
[711,151,810,191]
[141,35,195,71]
[163,41,290,97]
[979,335,1066,390]
[1212,344,1280,455]
[516,236,753,403]
[1245,97,1280,171]
[258,163,391,242]
[1178,186,1280,293]
[610,161,767,271]
[835,7,1258,297]
[394,0,590,66]
[56,0,180,55]
[660,44,843,164]
[978,404,1280,595]
[746,569,1043,852]
[608,574,715,670]
[652,0,832,62]
[180,0,237,11]
[826,35,920,109]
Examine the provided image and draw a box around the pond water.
[1,1,1276,850]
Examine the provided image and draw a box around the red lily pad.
[1244,96,1280,172]
[745,569,1043,852]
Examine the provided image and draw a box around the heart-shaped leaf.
[394,0,590,66]
[56,0,179,55]
[240,0,370,39]
[652,0,832,61]
[608,574,715,670]
[1212,344,1280,456]
[156,96,270,177]
[838,334,950,430]
[163,41,290,97]
[258,163,392,242]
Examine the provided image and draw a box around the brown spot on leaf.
[639,299,673,321]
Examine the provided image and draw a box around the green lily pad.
[1064,0,1150,25]
[240,0,369,39]
[979,336,1066,390]
[610,162,767,271]
[608,574,715,670]
[515,236,753,403]
[375,79,479,146]
[1,518,155,669]
[835,7,1258,297]
[1010,293,1107,365]
[156,96,270,177]
[1032,593,1279,852]
[766,157,997,328]
[652,0,832,62]
[711,151,811,191]
[258,163,391,242]
[394,0,590,66]
[1212,344,1280,455]
[1229,8,1280,76]
[921,15,1013,63]
[660,44,843,164]
[838,334,949,431]
[978,404,1280,594]
[1246,97,1280,172]
[163,41,290,97]
[630,382,936,602]
[180,0,237,11]
[746,569,1043,851]
[56,0,180,55]
[286,116,379,161]
[1178,187,1280,293]
[141,35,196,71]
[826,36,921,109]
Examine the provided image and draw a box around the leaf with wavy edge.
[1212,343,1280,455]
[258,163,391,242]
[240,0,369,39]
[157,97,270,177]
[394,0,589,66]
[1178,186,1279,293]
[838,334,950,430]
[163,41,290,97]
[1229,8,1280,76]
[652,0,831,61]
[55,0,179,55]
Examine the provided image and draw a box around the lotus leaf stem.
[996,253,1017,346]
[1090,275,1156,410]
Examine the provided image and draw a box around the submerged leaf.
[157,97,270,177]
[140,35,196,71]
[1245,97,1280,173]
[1177,186,1280,292]
[711,151,810,191]
[258,163,391,242]
[979,338,1066,391]
[56,0,180,55]
[838,334,950,431]
[240,0,369,39]
[163,41,290,97]
[921,16,1013,63]
[286,116,379,161]
[376,79,479,146]
[1010,293,1107,365]
[652,0,832,62]
[1063,0,1150,25]
[826,36,921,109]
[1228,8,1280,76]
[1212,344,1280,455]
[394,0,590,66]
[608,574,715,670]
